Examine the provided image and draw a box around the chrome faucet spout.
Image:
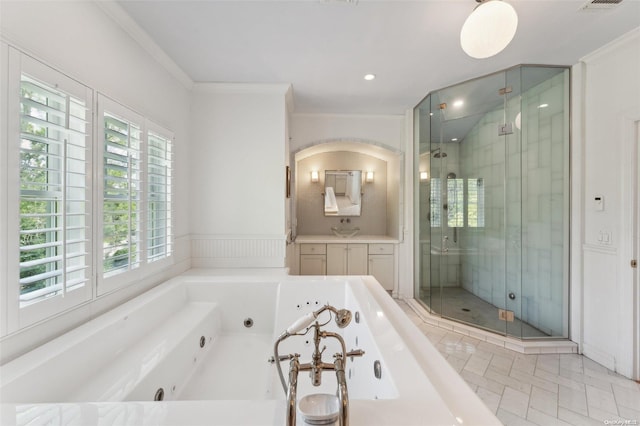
[274,304,364,426]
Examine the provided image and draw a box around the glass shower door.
[433,71,510,336]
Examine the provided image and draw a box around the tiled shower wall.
[458,71,569,337]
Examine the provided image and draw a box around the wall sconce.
[365,171,374,183]
[310,170,319,183]
[420,171,429,181]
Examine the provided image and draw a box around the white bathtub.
[0,271,500,425]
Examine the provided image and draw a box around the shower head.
[433,152,447,158]
[447,172,457,179]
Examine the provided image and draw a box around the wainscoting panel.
[191,234,287,268]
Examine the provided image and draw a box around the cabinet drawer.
[300,244,326,255]
[368,244,394,255]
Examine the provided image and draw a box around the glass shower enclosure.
[414,65,570,339]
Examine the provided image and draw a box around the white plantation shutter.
[7,47,93,333]
[146,128,172,262]
[98,96,174,294]
[101,109,142,277]
[19,76,91,304]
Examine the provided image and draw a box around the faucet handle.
[346,349,365,361]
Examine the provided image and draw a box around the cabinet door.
[369,255,395,290]
[300,255,326,275]
[347,244,368,275]
[326,244,347,275]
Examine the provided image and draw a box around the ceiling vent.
[580,0,624,10]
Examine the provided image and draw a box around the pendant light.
[460,0,518,59]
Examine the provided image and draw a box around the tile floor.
[397,300,640,426]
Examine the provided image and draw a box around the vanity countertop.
[295,235,400,244]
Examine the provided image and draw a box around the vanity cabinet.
[297,241,396,292]
[368,244,395,291]
[299,244,326,275]
[326,244,368,275]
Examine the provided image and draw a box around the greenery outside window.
[19,75,90,307]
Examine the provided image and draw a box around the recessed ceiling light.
[451,138,458,142]
[364,74,376,81]
[538,103,549,108]
[453,99,464,107]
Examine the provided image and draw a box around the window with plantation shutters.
[18,73,91,307]
[147,129,172,263]
[4,48,175,331]
[102,110,142,277]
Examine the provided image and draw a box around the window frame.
[145,122,173,265]
[96,95,174,296]
[1,46,176,335]
[6,49,94,332]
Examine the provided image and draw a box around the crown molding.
[580,26,640,64]
[96,1,194,91]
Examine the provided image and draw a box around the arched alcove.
[292,140,403,240]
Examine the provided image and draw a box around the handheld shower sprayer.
[274,304,355,393]
[282,305,352,337]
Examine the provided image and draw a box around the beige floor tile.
[535,367,585,392]
[464,353,492,376]
[585,384,619,416]
[560,368,614,392]
[500,387,530,418]
[527,407,572,426]
[558,385,588,415]
[490,353,515,374]
[612,383,640,410]
[510,368,559,394]
[536,354,560,375]
[557,407,603,426]
[512,354,537,376]
[559,354,583,374]
[497,408,539,426]
[485,366,533,395]
[529,386,558,417]
[588,406,625,423]
[476,386,502,414]
[617,405,640,421]
[460,369,505,395]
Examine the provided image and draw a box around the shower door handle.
[442,236,449,253]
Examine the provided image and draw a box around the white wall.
[0,1,192,362]
[578,28,640,379]
[189,84,291,268]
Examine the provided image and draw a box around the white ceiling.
[117,0,640,115]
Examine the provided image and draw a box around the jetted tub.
[0,271,500,425]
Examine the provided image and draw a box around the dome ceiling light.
[460,0,518,59]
